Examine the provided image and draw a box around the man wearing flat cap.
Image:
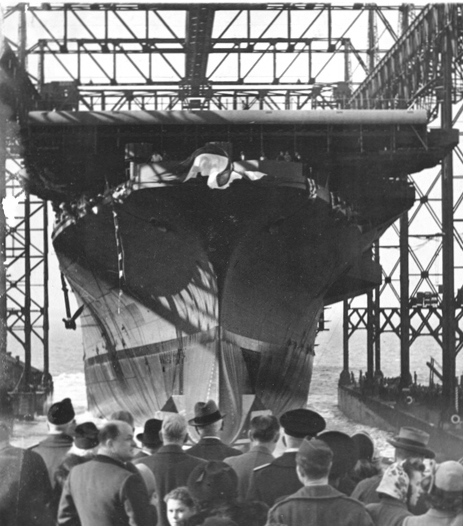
[247,408,326,507]
[266,438,374,526]
[352,426,434,513]
[187,400,242,461]
[31,397,76,488]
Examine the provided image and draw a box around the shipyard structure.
[1,4,463,447]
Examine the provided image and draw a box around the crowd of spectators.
[1,396,463,525]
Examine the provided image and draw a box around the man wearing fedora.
[266,438,374,526]
[133,418,163,459]
[31,397,76,488]
[247,408,326,507]
[135,414,207,526]
[351,426,435,511]
[187,400,242,461]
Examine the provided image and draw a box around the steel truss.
[3,3,424,111]
[344,3,463,410]
[3,127,49,384]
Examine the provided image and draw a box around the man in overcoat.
[224,414,279,501]
[266,438,374,526]
[31,397,76,487]
[135,413,207,526]
[188,400,242,461]
[0,421,54,526]
[247,408,325,507]
[58,420,156,526]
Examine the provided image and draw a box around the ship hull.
[54,180,384,441]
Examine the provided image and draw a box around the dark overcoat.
[247,451,302,507]
[366,496,412,526]
[0,445,54,526]
[187,438,242,462]
[224,445,274,502]
[58,454,156,526]
[31,433,73,487]
[135,444,206,526]
[266,485,374,526]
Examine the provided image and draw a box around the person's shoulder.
[225,445,242,457]
[352,474,380,494]
[252,462,272,474]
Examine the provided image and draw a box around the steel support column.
[0,106,7,391]
[441,27,456,403]
[400,211,411,387]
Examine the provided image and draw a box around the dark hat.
[188,400,225,427]
[136,419,163,448]
[74,422,99,450]
[318,431,359,477]
[351,431,375,462]
[279,408,326,438]
[387,427,435,459]
[47,398,75,425]
[187,461,238,504]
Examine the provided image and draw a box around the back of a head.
[110,410,135,428]
[250,415,279,443]
[162,413,188,442]
[99,420,123,445]
[296,438,333,480]
[198,420,222,437]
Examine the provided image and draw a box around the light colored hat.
[433,461,463,492]
[387,427,434,459]
[377,461,410,503]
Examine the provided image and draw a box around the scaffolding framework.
[1,3,463,405]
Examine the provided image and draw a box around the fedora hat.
[136,419,163,448]
[280,408,326,438]
[318,431,359,476]
[188,400,225,427]
[387,426,435,459]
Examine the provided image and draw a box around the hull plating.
[55,182,380,441]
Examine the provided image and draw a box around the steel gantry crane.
[0,3,463,417]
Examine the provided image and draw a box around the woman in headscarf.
[403,461,463,525]
[365,458,425,526]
